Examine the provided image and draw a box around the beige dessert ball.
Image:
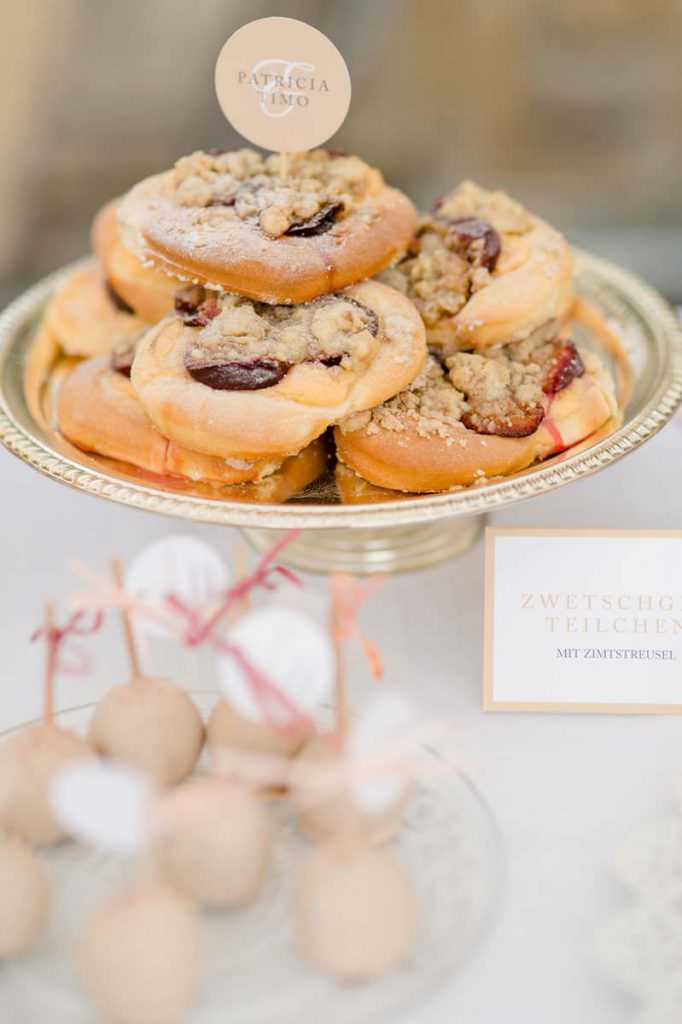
[155,777,272,908]
[89,677,204,786]
[79,878,202,1024]
[0,837,50,957]
[207,697,310,761]
[296,842,416,981]
[292,732,408,845]
[0,722,91,844]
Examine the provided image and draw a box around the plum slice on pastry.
[334,337,616,493]
[130,280,426,460]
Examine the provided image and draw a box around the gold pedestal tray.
[1,252,681,573]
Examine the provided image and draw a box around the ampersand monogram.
[216,18,351,152]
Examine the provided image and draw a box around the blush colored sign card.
[484,528,682,713]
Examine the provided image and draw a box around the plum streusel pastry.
[379,181,573,355]
[131,280,425,460]
[43,261,146,358]
[92,201,185,323]
[116,149,417,305]
[334,337,616,492]
[57,351,286,485]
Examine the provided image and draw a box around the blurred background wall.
[1,0,681,303]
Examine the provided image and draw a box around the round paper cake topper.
[214,17,352,152]
[126,535,229,641]
[218,608,335,723]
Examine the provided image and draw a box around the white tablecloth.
[2,415,680,1023]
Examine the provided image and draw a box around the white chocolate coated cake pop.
[208,607,334,761]
[154,777,271,908]
[88,560,204,786]
[0,723,91,844]
[292,691,414,845]
[291,731,407,845]
[0,605,91,844]
[89,675,204,787]
[0,836,49,957]
[79,878,202,1024]
[296,841,416,981]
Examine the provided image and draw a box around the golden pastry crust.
[57,356,280,483]
[334,348,616,492]
[379,180,574,354]
[117,150,417,305]
[92,201,183,323]
[131,280,426,459]
[44,260,146,357]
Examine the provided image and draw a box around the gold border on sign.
[484,527,682,715]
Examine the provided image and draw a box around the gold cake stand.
[1,252,681,573]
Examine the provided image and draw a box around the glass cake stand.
[0,252,680,572]
[0,695,503,1024]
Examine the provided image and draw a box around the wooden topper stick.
[111,559,142,685]
[279,151,289,184]
[231,545,253,621]
[44,603,56,725]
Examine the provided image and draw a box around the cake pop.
[207,606,335,763]
[292,576,412,844]
[88,560,204,786]
[50,759,202,1024]
[154,775,272,908]
[292,691,414,845]
[295,840,416,982]
[0,835,50,957]
[0,605,92,844]
[79,877,202,1024]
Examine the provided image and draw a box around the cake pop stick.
[330,596,349,738]
[293,574,393,842]
[43,604,56,724]
[0,607,93,844]
[49,759,202,1024]
[88,560,204,786]
[112,559,142,680]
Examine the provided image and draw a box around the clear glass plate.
[0,694,503,1023]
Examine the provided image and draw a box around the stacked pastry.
[51,149,426,496]
[336,180,617,492]
[46,152,617,496]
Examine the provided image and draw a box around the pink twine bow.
[31,609,104,675]
[162,531,307,733]
[161,529,303,648]
[329,573,384,679]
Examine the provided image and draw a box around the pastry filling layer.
[339,332,585,441]
[179,290,380,392]
[171,149,382,239]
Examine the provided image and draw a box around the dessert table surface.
[1,411,679,1024]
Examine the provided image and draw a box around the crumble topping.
[340,329,583,441]
[378,181,538,352]
[171,149,382,238]
[179,290,393,391]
